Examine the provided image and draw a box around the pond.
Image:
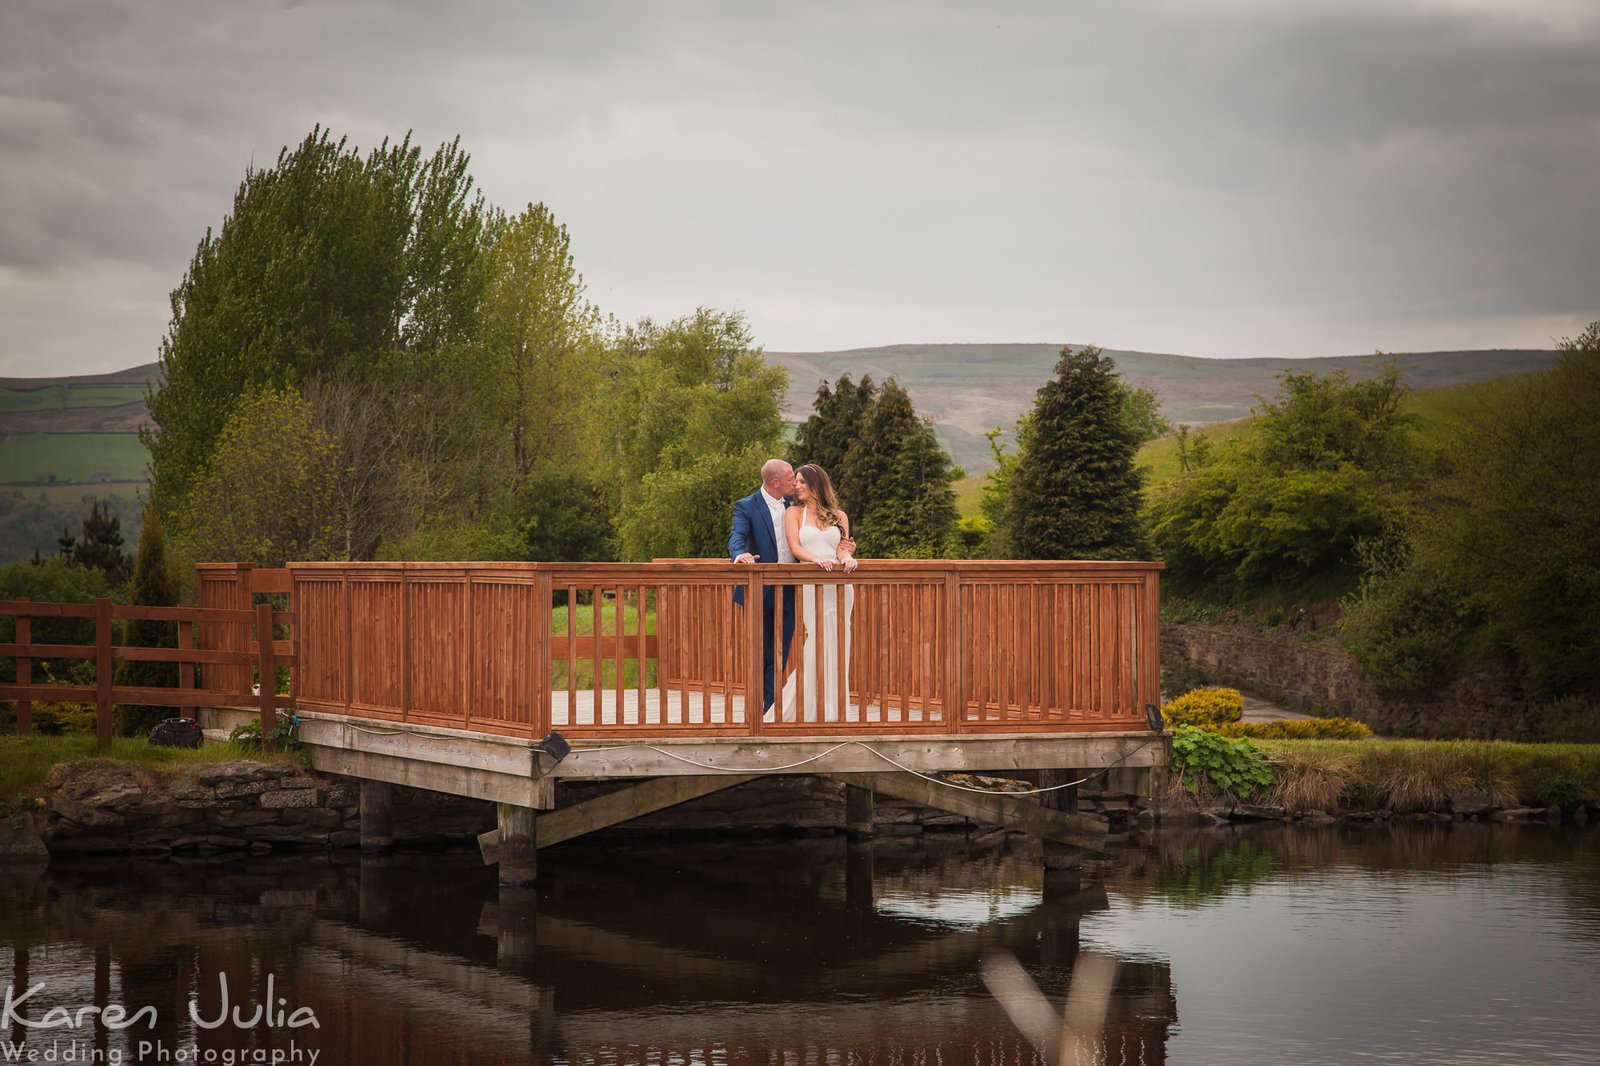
[2,821,1597,1065]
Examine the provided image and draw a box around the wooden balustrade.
[285,559,1162,741]
[1,594,292,749]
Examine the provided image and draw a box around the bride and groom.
[729,459,858,723]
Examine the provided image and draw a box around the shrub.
[1268,747,1355,812]
[1213,717,1373,740]
[1170,725,1275,798]
[1162,687,1245,728]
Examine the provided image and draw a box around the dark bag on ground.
[148,717,203,749]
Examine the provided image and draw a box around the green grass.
[0,384,147,412]
[0,733,266,805]
[952,474,984,518]
[1258,738,1600,811]
[0,432,151,484]
[552,599,659,688]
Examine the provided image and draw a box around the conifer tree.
[72,500,131,588]
[1004,345,1148,560]
[790,374,876,510]
[842,378,960,557]
[116,507,179,735]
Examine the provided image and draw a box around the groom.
[729,459,799,716]
[730,458,857,715]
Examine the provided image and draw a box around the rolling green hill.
[766,344,1559,473]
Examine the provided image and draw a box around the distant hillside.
[766,344,1559,473]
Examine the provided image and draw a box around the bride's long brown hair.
[796,464,844,529]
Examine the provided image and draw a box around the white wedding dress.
[781,509,855,723]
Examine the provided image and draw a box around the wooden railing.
[0,592,293,749]
[284,559,1162,740]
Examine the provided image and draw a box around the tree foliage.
[1003,345,1148,560]
[790,374,877,509]
[145,127,488,517]
[603,310,788,560]
[1148,360,1413,591]
[838,378,960,557]
[480,203,603,483]
[175,386,342,567]
[116,506,179,734]
[64,499,131,589]
[1345,325,1600,698]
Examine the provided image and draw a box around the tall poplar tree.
[790,373,876,509]
[1004,345,1147,560]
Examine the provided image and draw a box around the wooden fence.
[1,566,294,749]
[284,560,1162,740]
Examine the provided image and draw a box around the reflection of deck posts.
[495,886,538,968]
[499,804,539,885]
[360,780,394,853]
[359,856,393,926]
[845,785,875,839]
[1040,768,1087,886]
[845,840,875,916]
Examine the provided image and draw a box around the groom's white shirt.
[760,488,796,562]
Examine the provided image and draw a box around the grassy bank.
[1258,738,1600,813]
[0,733,263,808]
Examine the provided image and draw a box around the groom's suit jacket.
[728,489,789,606]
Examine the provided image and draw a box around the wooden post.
[95,597,112,751]
[15,601,30,735]
[944,569,962,733]
[498,803,538,886]
[746,571,764,734]
[532,570,553,740]
[256,601,275,750]
[360,780,395,853]
[177,619,195,720]
[1040,768,1085,876]
[845,784,875,839]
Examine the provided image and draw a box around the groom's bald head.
[761,459,794,495]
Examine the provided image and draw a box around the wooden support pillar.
[1040,768,1088,879]
[498,803,539,886]
[360,780,395,854]
[845,784,875,839]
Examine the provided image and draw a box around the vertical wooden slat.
[877,584,889,720]
[1142,570,1162,724]
[592,585,605,724]
[746,572,764,734]
[94,597,112,750]
[721,587,734,722]
[677,587,690,725]
[945,570,963,732]
[837,579,849,723]
[177,618,195,721]
[256,601,275,750]
[794,583,808,723]
[16,607,31,735]
[899,584,911,721]
[534,570,553,740]
[401,572,412,721]
[656,585,669,724]
[635,584,647,727]
[615,588,626,725]
[772,580,787,724]
[565,585,578,720]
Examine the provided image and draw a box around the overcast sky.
[2,0,1597,377]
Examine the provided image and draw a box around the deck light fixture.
[1144,703,1164,733]
[535,731,571,767]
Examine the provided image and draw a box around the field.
[0,433,151,484]
[0,384,147,412]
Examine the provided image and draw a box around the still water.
[2,823,1597,1065]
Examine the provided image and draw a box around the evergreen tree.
[72,500,131,588]
[790,374,876,510]
[842,378,960,557]
[1005,345,1148,560]
[116,507,179,735]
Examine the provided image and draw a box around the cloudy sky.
[2,0,1597,377]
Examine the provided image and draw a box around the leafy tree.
[116,507,179,734]
[174,386,341,567]
[516,470,616,562]
[1149,359,1414,592]
[603,310,788,559]
[1347,324,1600,698]
[790,374,877,507]
[1004,345,1147,560]
[480,203,603,483]
[1120,384,1173,445]
[0,557,109,691]
[145,126,488,518]
[838,378,960,557]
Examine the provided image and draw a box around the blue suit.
[729,490,797,715]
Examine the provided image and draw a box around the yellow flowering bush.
[1161,687,1245,728]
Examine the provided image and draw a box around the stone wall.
[1161,622,1534,738]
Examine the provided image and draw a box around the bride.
[781,464,857,723]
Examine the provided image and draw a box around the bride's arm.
[838,512,858,571]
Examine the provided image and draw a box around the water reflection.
[1,822,1596,1065]
[0,834,1173,1065]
